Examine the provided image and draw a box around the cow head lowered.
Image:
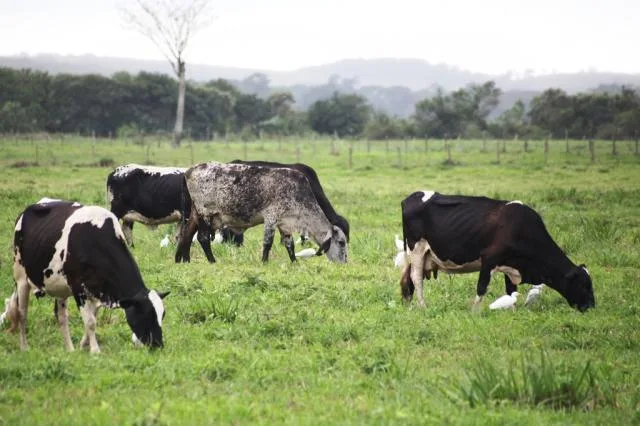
[558,265,595,312]
[121,290,170,349]
[316,225,348,263]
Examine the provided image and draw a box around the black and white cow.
[5,198,169,352]
[399,191,595,311]
[106,163,243,248]
[176,162,348,263]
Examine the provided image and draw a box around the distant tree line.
[0,67,638,141]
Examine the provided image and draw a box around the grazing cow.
[399,191,595,311]
[229,160,350,240]
[177,159,350,262]
[106,163,243,249]
[176,162,348,263]
[6,198,169,352]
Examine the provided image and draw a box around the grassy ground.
[0,137,639,425]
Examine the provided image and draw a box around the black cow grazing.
[176,162,348,263]
[399,191,595,311]
[106,163,243,248]
[107,164,187,247]
[6,198,169,352]
[229,160,350,241]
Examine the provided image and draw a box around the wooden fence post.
[495,138,500,164]
[482,130,487,152]
[565,128,569,153]
[589,139,595,163]
[35,144,39,165]
[396,146,402,168]
[544,134,549,163]
[612,128,618,156]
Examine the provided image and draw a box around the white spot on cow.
[15,214,23,232]
[582,266,590,276]
[491,265,522,284]
[148,290,165,327]
[507,200,523,205]
[36,197,62,204]
[132,333,143,347]
[113,164,186,178]
[43,207,125,298]
[421,191,435,202]
[122,210,182,227]
[106,186,114,204]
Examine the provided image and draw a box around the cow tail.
[399,200,414,301]
[180,175,191,230]
[401,200,408,255]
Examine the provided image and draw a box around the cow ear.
[315,230,332,256]
[316,239,331,256]
[157,291,171,299]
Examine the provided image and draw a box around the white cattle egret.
[213,231,223,244]
[0,297,10,325]
[295,248,317,259]
[295,236,302,245]
[525,284,545,305]
[395,234,404,251]
[160,234,170,248]
[489,292,520,310]
[394,251,406,267]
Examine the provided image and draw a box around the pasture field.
[0,136,639,425]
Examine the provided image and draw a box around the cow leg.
[281,233,296,262]
[14,278,31,351]
[504,274,517,296]
[79,299,100,354]
[408,243,428,307]
[262,221,277,262]
[399,262,415,302]
[197,219,215,263]
[175,214,199,263]
[54,298,74,351]
[472,267,493,310]
[122,220,134,247]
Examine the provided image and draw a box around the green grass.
[0,136,639,425]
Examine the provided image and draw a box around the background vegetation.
[1,67,638,143]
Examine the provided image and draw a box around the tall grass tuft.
[446,350,618,410]
[182,295,238,324]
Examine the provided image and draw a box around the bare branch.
[118,0,214,75]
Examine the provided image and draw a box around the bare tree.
[121,0,214,147]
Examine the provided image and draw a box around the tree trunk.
[172,60,186,147]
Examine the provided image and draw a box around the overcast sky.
[0,0,638,75]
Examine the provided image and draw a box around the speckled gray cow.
[183,162,348,263]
